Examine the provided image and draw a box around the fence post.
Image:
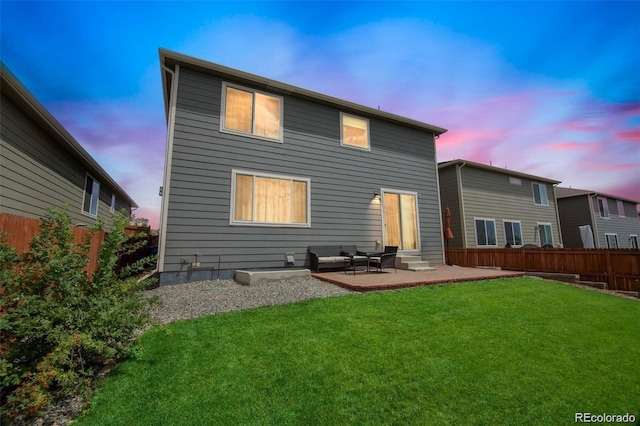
[604,250,614,290]
[521,248,527,272]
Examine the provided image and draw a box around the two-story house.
[438,159,563,248]
[556,187,640,249]
[157,49,448,284]
[1,62,136,229]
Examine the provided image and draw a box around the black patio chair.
[369,246,398,273]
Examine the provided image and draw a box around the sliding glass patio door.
[382,189,420,252]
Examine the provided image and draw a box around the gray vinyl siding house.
[158,49,447,284]
[438,159,563,248]
[556,187,640,249]
[0,63,136,228]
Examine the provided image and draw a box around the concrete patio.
[312,264,524,291]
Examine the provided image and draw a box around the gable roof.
[1,62,137,208]
[556,186,639,205]
[438,159,561,184]
[158,48,447,137]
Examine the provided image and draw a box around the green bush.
[0,208,157,421]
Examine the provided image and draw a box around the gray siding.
[458,166,561,247]
[161,68,443,283]
[0,92,129,229]
[557,196,593,248]
[438,166,464,248]
[589,196,640,248]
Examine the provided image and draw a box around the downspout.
[457,161,467,247]
[157,63,180,274]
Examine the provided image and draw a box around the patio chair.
[369,246,398,273]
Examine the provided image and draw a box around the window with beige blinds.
[340,113,370,150]
[222,83,282,141]
[232,170,310,226]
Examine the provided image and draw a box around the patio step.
[396,255,436,272]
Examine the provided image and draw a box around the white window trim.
[81,173,100,218]
[229,169,311,227]
[340,112,371,151]
[537,222,554,246]
[220,82,284,143]
[630,235,638,249]
[605,233,619,249]
[597,197,610,219]
[474,217,498,247]
[617,200,625,217]
[503,219,523,247]
[532,182,549,206]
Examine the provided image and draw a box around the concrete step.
[396,255,436,271]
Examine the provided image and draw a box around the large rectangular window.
[231,170,310,227]
[222,83,283,141]
[537,223,553,247]
[532,182,548,206]
[475,218,497,246]
[503,220,523,247]
[82,174,100,217]
[340,113,370,150]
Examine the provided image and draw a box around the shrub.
[0,208,157,421]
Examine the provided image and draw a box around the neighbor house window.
[605,233,618,249]
[532,182,548,206]
[503,220,523,246]
[221,83,283,141]
[110,194,116,213]
[340,113,370,150]
[630,235,638,249]
[617,200,625,217]
[231,170,310,227]
[475,218,497,246]
[82,174,100,217]
[509,177,522,185]
[537,223,553,247]
[597,197,609,218]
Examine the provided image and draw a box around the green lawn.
[77,278,639,425]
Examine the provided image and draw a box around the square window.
[532,182,549,206]
[231,170,310,227]
[222,83,282,141]
[82,174,100,217]
[475,218,497,246]
[341,113,370,150]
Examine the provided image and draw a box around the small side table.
[344,255,369,275]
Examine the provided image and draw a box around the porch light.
[373,190,380,200]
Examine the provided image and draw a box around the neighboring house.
[556,187,640,249]
[158,49,448,284]
[438,159,563,248]
[0,62,137,229]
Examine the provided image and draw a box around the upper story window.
[597,197,609,219]
[110,194,116,213]
[221,83,283,142]
[532,182,548,206]
[509,177,522,185]
[617,200,625,217]
[231,170,310,227]
[340,113,370,150]
[82,174,100,217]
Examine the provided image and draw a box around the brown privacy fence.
[0,213,155,279]
[448,248,640,292]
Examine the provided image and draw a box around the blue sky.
[2,1,639,228]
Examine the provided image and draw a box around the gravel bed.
[145,275,357,324]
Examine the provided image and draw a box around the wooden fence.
[1,213,155,279]
[447,248,640,292]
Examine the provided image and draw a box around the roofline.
[556,187,640,205]
[438,159,561,184]
[1,62,138,208]
[158,48,448,136]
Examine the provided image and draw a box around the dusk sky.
[2,1,639,229]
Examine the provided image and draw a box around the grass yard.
[77,278,639,425]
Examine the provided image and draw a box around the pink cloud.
[615,128,640,143]
[546,142,597,151]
